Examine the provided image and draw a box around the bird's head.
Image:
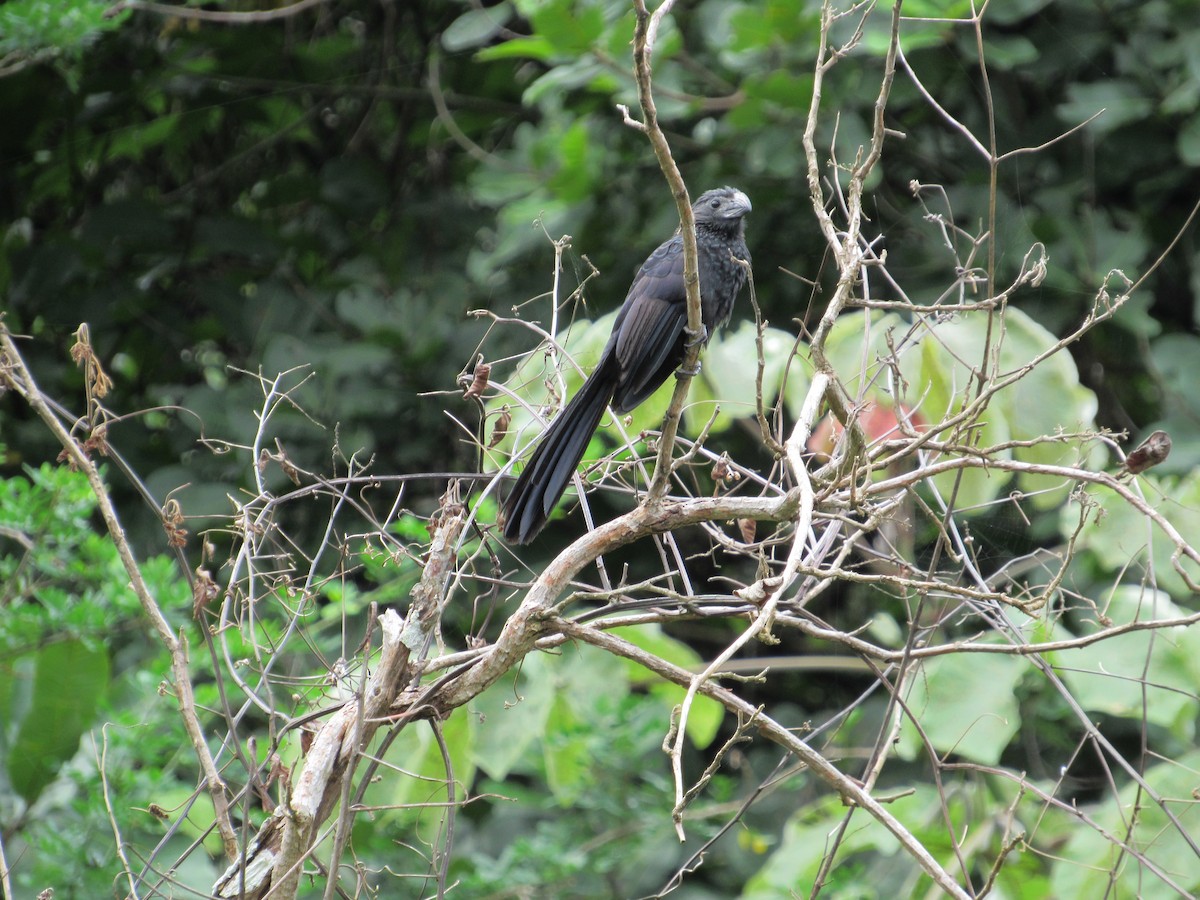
[692,186,752,225]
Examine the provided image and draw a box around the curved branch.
[113,0,332,24]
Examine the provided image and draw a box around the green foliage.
[2,0,1199,895]
[613,623,724,747]
[464,640,719,800]
[0,0,125,61]
[0,463,191,897]
[367,705,478,814]
[1141,333,1200,473]
[818,306,1102,509]
[744,786,954,898]
[0,463,164,656]
[798,584,1200,899]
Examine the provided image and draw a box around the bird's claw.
[683,324,709,348]
[678,325,707,377]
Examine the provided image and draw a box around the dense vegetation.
[2,1,1198,897]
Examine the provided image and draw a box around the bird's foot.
[678,324,707,376]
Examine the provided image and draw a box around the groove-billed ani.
[502,186,752,544]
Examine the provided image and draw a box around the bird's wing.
[612,237,687,411]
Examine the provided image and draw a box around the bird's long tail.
[502,358,617,544]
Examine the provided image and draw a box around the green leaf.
[897,649,1024,765]
[819,310,1011,510]
[107,113,181,163]
[690,320,802,436]
[612,624,723,749]
[984,0,1054,25]
[1057,81,1154,135]
[442,2,513,52]
[1153,333,1200,421]
[522,57,609,107]
[539,643,630,804]
[495,309,614,456]
[528,0,605,55]
[470,652,557,781]
[546,119,598,202]
[1054,588,1199,737]
[7,640,109,805]
[476,34,556,62]
[543,691,594,804]
[990,306,1101,508]
[984,34,1040,69]
[370,707,476,816]
[743,70,813,110]
[726,0,817,51]
[819,307,1098,512]
[745,785,947,896]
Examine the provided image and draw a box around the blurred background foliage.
[2,0,1199,896]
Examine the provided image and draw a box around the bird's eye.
[709,198,721,208]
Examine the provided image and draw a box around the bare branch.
[112,0,332,25]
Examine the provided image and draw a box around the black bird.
[502,186,752,544]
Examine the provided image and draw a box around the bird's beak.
[726,190,752,218]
